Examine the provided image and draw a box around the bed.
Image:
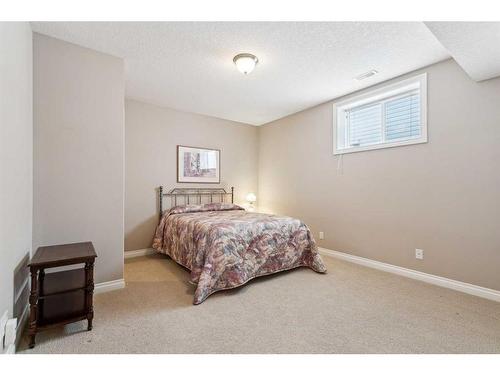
[152,186,327,304]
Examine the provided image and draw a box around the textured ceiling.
[425,22,500,82]
[31,22,450,125]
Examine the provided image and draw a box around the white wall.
[259,59,500,291]
[125,99,258,251]
[0,23,33,320]
[33,33,125,283]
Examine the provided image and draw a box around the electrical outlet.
[4,318,17,348]
[415,248,424,260]
[0,310,8,350]
[319,232,324,240]
[5,344,15,354]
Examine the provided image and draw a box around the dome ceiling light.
[233,53,259,75]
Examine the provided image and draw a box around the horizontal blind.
[347,103,382,147]
[385,91,420,141]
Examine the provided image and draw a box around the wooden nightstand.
[27,242,97,348]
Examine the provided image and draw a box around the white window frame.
[333,73,427,155]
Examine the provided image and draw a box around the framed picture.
[177,145,220,183]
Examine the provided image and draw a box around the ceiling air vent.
[355,70,378,81]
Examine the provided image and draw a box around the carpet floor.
[19,253,500,354]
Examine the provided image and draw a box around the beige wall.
[259,59,500,290]
[0,22,33,321]
[33,34,125,283]
[125,99,258,251]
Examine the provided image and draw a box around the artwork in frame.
[177,145,220,183]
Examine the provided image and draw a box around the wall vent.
[355,70,378,80]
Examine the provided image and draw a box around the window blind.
[385,91,420,141]
[346,90,421,147]
[347,103,382,147]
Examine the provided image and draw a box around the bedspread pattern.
[152,203,327,304]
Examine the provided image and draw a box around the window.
[334,73,427,154]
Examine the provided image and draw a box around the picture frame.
[177,145,220,183]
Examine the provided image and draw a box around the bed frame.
[158,186,234,220]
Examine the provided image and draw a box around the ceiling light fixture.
[355,70,378,81]
[233,53,259,75]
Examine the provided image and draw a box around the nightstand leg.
[28,267,39,348]
[85,261,95,331]
[38,269,45,325]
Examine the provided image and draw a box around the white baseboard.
[124,248,155,259]
[318,248,500,303]
[95,279,125,294]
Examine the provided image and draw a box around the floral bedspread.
[152,202,327,304]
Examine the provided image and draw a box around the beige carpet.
[19,253,500,354]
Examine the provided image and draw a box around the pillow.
[166,202,244,216]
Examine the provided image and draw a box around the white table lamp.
[246,193,257,211]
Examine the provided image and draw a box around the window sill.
[333,137,427,155]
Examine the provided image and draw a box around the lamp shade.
[245,193,257,203]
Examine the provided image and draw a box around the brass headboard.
[158,186,234,220]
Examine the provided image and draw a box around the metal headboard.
[159,186,234,220]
